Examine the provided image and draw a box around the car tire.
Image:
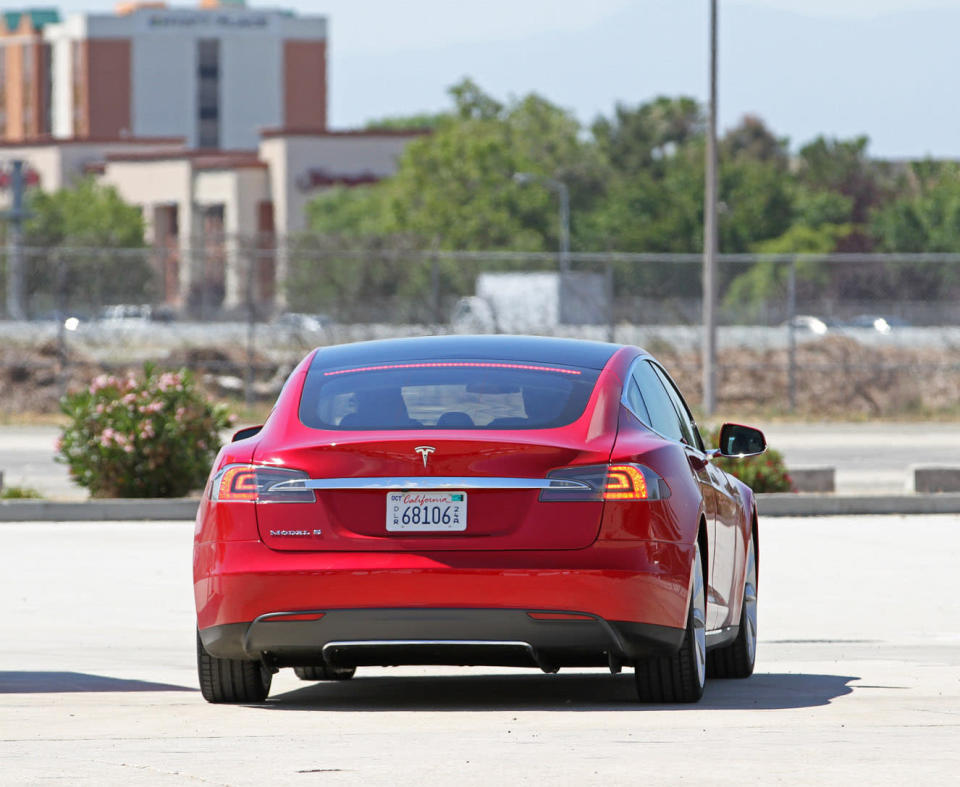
[634,541,706,703]
[708,534,758,679]
[196,630,272,703]
[293,665,357,681]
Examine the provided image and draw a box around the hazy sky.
[47,1,960,156]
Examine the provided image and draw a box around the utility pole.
[5,160,28,320]
[702,0,719,416]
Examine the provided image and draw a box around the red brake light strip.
[323,362,581,376]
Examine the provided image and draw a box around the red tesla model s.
[194,335,765,704]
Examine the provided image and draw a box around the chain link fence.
[2,237,960,418]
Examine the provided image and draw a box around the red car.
[194,336,765,703]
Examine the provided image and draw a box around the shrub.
[0,485,42,499]
[57,365,232,498]
[706,427,794,493]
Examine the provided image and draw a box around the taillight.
[211,464,316,503]
[604,465,649,500]
[539,463,669,502]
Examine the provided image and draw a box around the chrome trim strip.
[268,476,591,492]
[322,639,535,652]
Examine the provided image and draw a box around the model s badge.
[414,445,436,468]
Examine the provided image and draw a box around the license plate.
[386,491,467,532]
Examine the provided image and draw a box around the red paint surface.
[194,343,758,637]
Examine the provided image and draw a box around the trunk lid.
[254,434,611,551]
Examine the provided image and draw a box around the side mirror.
[718,423,766,458]
[232,425,263,442]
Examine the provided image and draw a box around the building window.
[196,39,220,149]
[40,43,52,135]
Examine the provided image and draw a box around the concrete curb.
[0,499,199,522]
[757,492,960,517]
[3,494,960,522]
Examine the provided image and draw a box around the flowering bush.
[706,427,794,493]
[57,365,232,497]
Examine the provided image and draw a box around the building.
[0,2,425,315]
[40,0,326,148]
[0,129,427,312]
[97,130,425,310]
[0,8,60,140]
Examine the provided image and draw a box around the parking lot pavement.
[1,515,959,784]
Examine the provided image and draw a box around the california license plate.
[386,491,467,532]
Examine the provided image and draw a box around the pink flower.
[89,374,112,394]
[122,393,136,405]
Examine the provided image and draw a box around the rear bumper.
[194,539,694,666]
[199,608,685,668]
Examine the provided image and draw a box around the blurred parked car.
[272,313,330,334]
[839,315,911,334]
[782,315,829,335]
[98,304,176,323]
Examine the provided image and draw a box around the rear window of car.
[299,359,600,430]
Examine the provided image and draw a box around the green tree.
[592,96,703,177]
[720,114,789,166]
[364,113,447,131]
[869,163,960,298]
[795,135,893,227]
[23,177,151,313]
[26,177,145,247]
[299,80,606,311]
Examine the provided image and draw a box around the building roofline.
[105,149,266,170]
[0,135,186,149]
[105,148,256,162]
[260,127,431,140]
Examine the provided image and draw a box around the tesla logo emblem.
[414,445,436,468]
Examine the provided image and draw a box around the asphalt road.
[1,516,958,784]
[763,421,960,493]
[3,422,959,499]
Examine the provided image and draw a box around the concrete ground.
[1,515,958,784]
[3,422,959,499]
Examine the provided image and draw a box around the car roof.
[312,335,625,371]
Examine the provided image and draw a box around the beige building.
[0,128,426,311]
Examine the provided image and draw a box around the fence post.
[244,243,256,410]
[4,160,27,320]
[787,256,797,411]
[55,251,69,397]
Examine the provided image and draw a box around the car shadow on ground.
[0,671,195,694]
[260,671,858,712]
